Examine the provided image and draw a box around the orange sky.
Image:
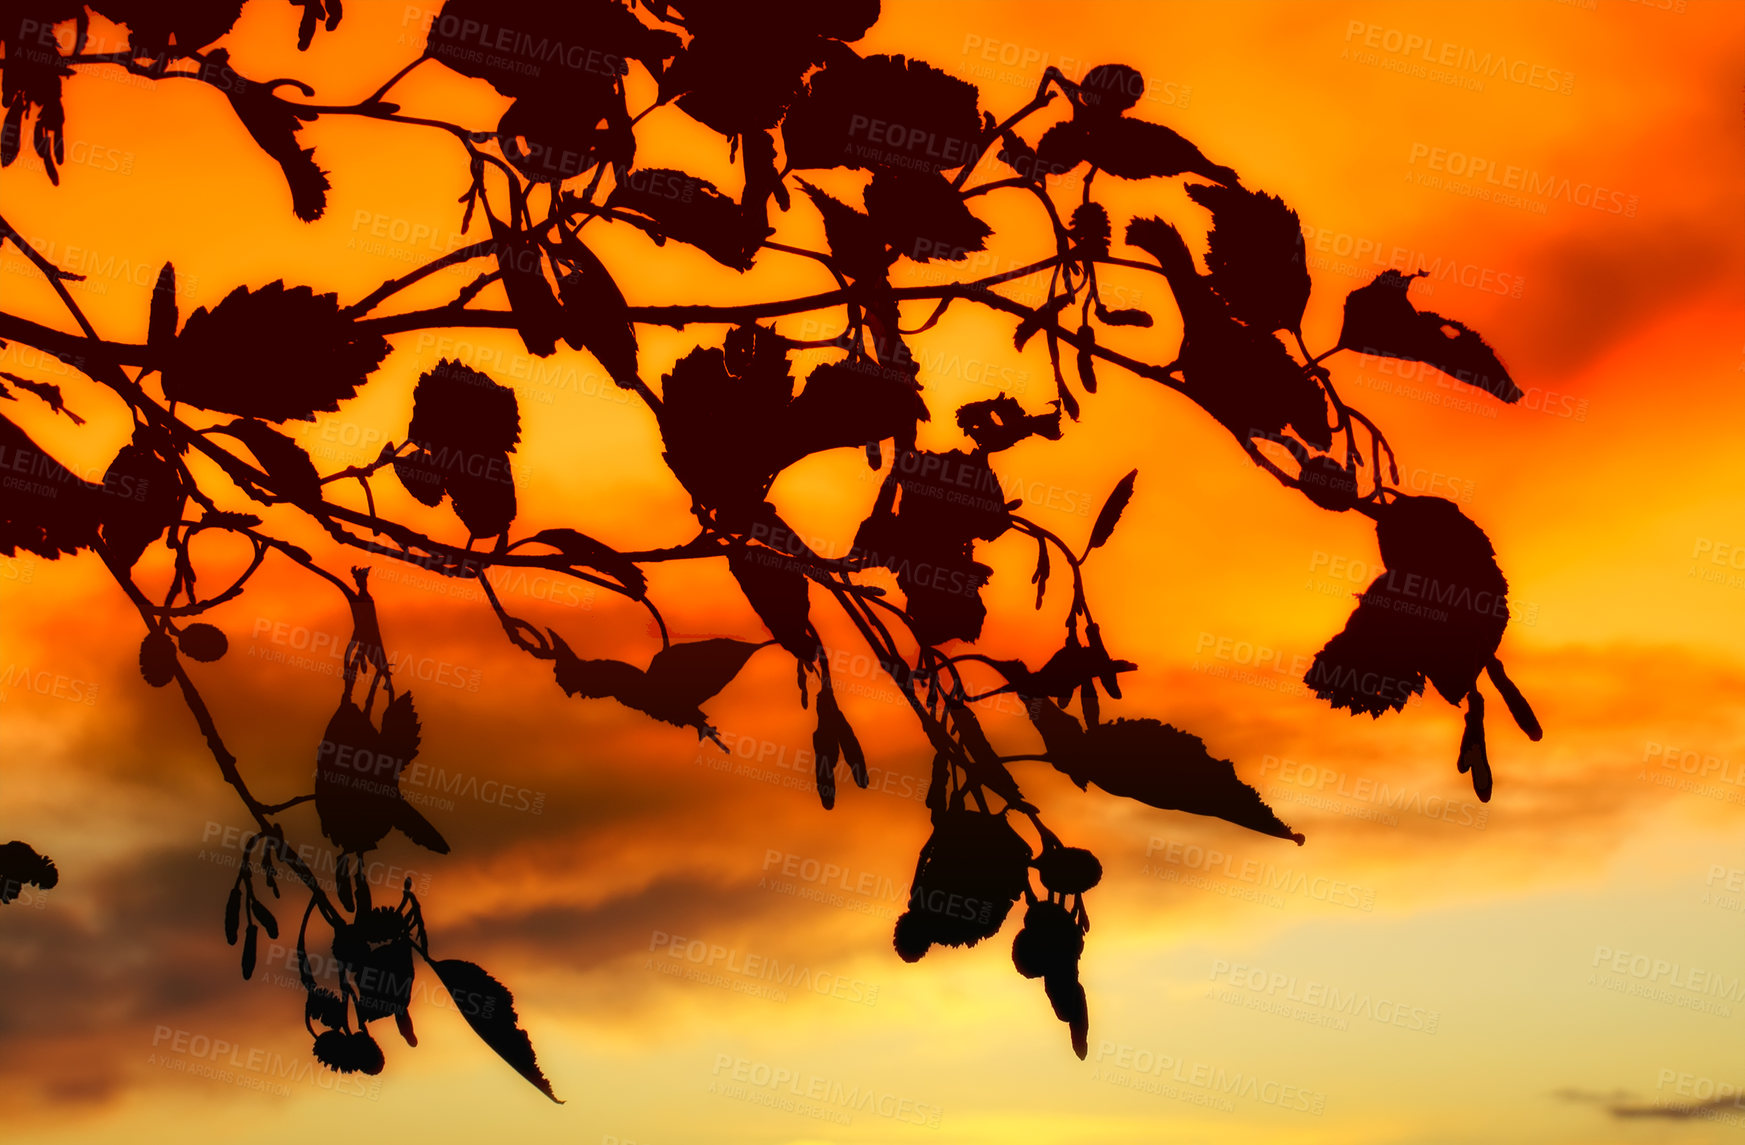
[0,2,1741,1143]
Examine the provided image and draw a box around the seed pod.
[139,631,177,687]
[1035,847,1103,896]
[177,622,229,662]
[223,885,242,945]
[1011,900,1083,980]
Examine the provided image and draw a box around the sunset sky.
[0,1,1741,1143]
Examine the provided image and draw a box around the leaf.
[1042,108,1239,184]
[549,633,646,701]
[425,0,677,100]
[429,958,561,1102]
[1185,183,1311,334]
[148,262,178,348]
[164,282,391,421]
[1061,718,1304,843]
[197,50,329,221]
[0,372,83,425]
[523,528,646,597]
[645,638,767,708]
[96,437,182,569]
[796,180,890,282]
[445,457,517,539]
[1069,202,1112,261]
[553,234,640,390]
[783,54,981,173]
[605,167,755,271]
[1127,217,1330,450]
[1086,469,1137,551]
[378,691,421,767]
[728,547,817,660]
[392,450,448,507]
[489,217,561,357]
[955,395,1061,452]
[241,923,258,979]
[1337,270,1522,401]
[863,168,991,263]
[209,419,322,506]
[405,360,521,539]
[783,360,929,463]
[408,360,522,456]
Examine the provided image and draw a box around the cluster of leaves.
[0,0,1542,1090]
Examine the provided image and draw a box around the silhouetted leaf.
[439,453,513,537]
[605,168,755,271]
[498,83,632,183]
[241,922,258,979]
[1337,270,1522,401]
[797,179,891,282]
[408,360,521,456]
[657,0,868,137]
[312,1028,384,1075]
[1069,202,1112,261]
[728,547,817,660]
[1306,495,1516,749]
[0,412,97,559]
[864,168,990,263]
[404,360,521,539]
[522,528,646,597]
[209,418,322,506]
[196,50,329,221]
[0,372,83,424]
[784,359,928,463]
[645,638,766,708]
[1298,455,1359,511]
[554,238,639,390]
[1127,217,1330,449]
[1185,182,1311,334]
[955,394,1060,452]
[784,53,979,173]
[0,840,57,904]
[1037,76,1238,184]
[164,282,390,421]
[429,958,560,1102]
[490,217,561,357]
[1087,469,1137,551]
[852,450,1010,645]
[97,436,182,569]
[426,0,678,99]
[392,449,448,507]
[1054,718,1304,843]
[88,0,245,54]
[893,808,1031,960]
